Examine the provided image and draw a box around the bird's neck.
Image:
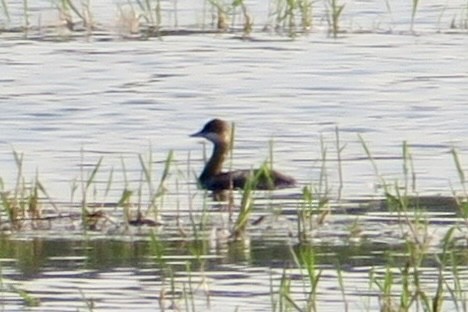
[200,141,230,180]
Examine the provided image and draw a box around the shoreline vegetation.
[0,137,467,310]
[0,0,467,40]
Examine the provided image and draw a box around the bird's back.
[201,168,296,191]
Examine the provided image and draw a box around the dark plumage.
[190,119,296,191]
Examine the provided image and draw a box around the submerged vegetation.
[0,132,467,310]
[0,0,468,39]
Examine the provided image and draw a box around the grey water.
[0,0,467,311]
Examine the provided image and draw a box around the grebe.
[190,119,296,191]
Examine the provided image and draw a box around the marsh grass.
[117,4,140,35]
[79,155,103,208]
[232,0,253,36]
[148,231,178,309]
[295,244,322,311]
[138,149,173,217]
[358,137,468,312]
[54,0,94,31]
[230,166,256,240]
[10,285,40,307]
[1,0,466,38]
[134,0,164,36]
[273,266,297,311]
[207,0,230,31]
[0,138,467,310]
[327,0,345,38]
[0,147,176,233]
[335,126,345,200]
[229,147,277,240]
[266,0,313,36]
[0,151,58,230]
[295,135,331,243]
[149,230,211,311]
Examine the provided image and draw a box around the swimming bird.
[190,118,296,191]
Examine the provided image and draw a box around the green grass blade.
[86,157,103,190]
[1,0,10,21]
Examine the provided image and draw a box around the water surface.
[1,0,468,311]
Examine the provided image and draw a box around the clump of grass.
[134,0,163,36]
[271,265,296,311]
[298,0,313,31]
[266,0,313,36]
[206,0,230,31]
[296,185,329,243]
[139,149,174,220]
[0,151,59,231]
[149,230,209,311]
[148,231,177,310]
[232,0,253,36]
[271,244,323,311]
[326,0,345,38]
[369,224,465,312]
[117,5,141,36]
[10,286,40,307]
[360,139,468,311]
[230,167,256,240]
[54,0,94,32]
[295,245,322,311]
[295,135,331,243]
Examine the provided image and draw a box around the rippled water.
[1,0,468,311]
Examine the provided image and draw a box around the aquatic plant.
[206,0,230,31]
[1,0,467,39]
[0,151,58,231]
[272,266,296,311]
[298,0,313,31]
[0,134,467,311]
[138,149,173,217]
[266,0,313,36]
[230,166,256,240]
[135,0,158,26]
[295,135,331,243]
[327,0,345,38]
[335,126,345,200]
[79,154,103,207]
[10,286,40,307]
[232,0,253,36]
[296,245,322,311]
[54,0,94,31]
[358,138,468,312]
[451,148,467,197]
[271,244,324,311]
[117,4,141,35]
[411,0,421,32]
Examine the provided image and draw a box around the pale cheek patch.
[204,132,222,144]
